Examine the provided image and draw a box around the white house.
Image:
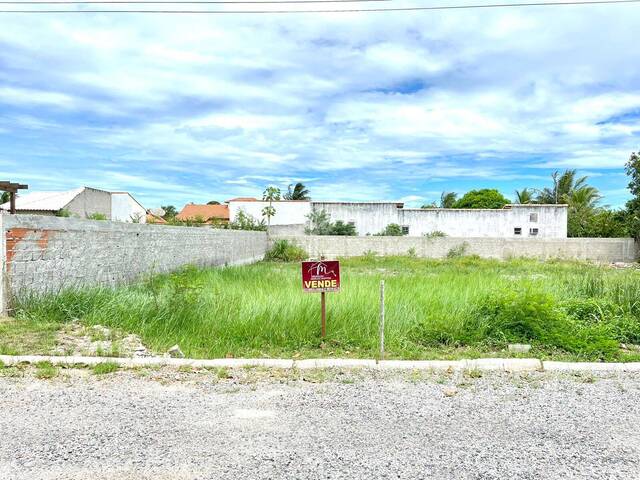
[1,187,147,223]
[226,198,568,238]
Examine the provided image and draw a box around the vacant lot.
[7,256,640,361]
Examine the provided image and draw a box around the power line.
[1,0,639,11]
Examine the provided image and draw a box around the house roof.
[176,204,230,221]
[226,197,258,202]
[0,187,85,212]
[146,211,167,224]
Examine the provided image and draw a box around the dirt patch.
[52,321,151,357]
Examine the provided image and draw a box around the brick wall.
[272,235,638,263]
[1,215,268,310]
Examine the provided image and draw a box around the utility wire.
[1,0,639,11]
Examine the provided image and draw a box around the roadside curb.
[3,355,638,373]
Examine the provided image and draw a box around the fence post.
[0,213,5,316]
[379,279,385,361]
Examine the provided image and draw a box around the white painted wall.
[111,193,147,223]
[399,205,567,238]
[228,201,311,226]
[312,202,567,238]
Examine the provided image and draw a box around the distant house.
[176,203,230,224]
[0,186,148,223]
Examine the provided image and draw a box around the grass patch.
[35,361,59,379]
[0,318,62,355]
[92,362,120,375]
[11,257,640,361]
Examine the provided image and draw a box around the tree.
[421,202,437,208]
[262,186,281,228]
[284,182,310,200]
[453,189,510,209]
[376,223,404,236]
[440,192,457,208]
[0,191,9,204]
[330,220,357,236]
[514,188,534,204]
[536,169,591,204]
[207,200,221,205]
[161,205,177,219]
[625,151,640,239]
[305,210,333,235]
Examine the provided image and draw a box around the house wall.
[399,205,567,238]
[311,202,568,238]
[272,235,637,263]
[65,187,112,219]
[111,193,147,223]
[312,202,402,236]
[228,200,311,226]
[1,215,268,311]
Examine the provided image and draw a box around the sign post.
[302,259,340,338]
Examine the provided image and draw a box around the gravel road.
[1,368,639,479]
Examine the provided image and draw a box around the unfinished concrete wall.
[1,215,268,308]
[65,187,112,219]
[273,235,637,263]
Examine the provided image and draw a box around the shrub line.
[2,354,640,372]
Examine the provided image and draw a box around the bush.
[446,242,469,259]
[463,288,619,359]
[87,213,108,221]
[265,240,308,262]
[330,221,357,236]
[423,231,447,238]
[376,224,404,236]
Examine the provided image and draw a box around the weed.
[446,242,469,259]
[93,362,120,375]
[265,240,308,262]
[35,361,59,379]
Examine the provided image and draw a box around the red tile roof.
[226,197,258,202]
[176,204,230,221]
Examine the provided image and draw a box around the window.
[529,228,539,236]
[529,212,538,223]
[514,227,522,235]
[402,226,409,235]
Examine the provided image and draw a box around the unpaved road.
[1,368,639,479]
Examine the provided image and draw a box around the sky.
[1,2,639,209]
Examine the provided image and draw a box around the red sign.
[302,260,341,292]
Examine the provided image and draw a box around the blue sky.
[1,3,639,209]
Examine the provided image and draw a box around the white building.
[226,198,568,238]
[1,187,147,223]
[227,197,311,226]
[111,192,147,223]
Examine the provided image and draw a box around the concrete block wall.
[272,235,638,263]
[1,215,268,309]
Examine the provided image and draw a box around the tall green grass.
[13,257,640,361]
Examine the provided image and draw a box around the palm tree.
[568,186,602,210]
[514,188,534,204]
[536,169,591,204]
[439,191,457,208]
[284,182,310,200]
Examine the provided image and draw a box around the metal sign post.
[302,258,341,338]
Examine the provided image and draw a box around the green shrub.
[423,231,447,238]
[87,213,108,221]
[265,240,308,262]
[446,242,469,259]
[376,224,404,236]
[464,288,619,359]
